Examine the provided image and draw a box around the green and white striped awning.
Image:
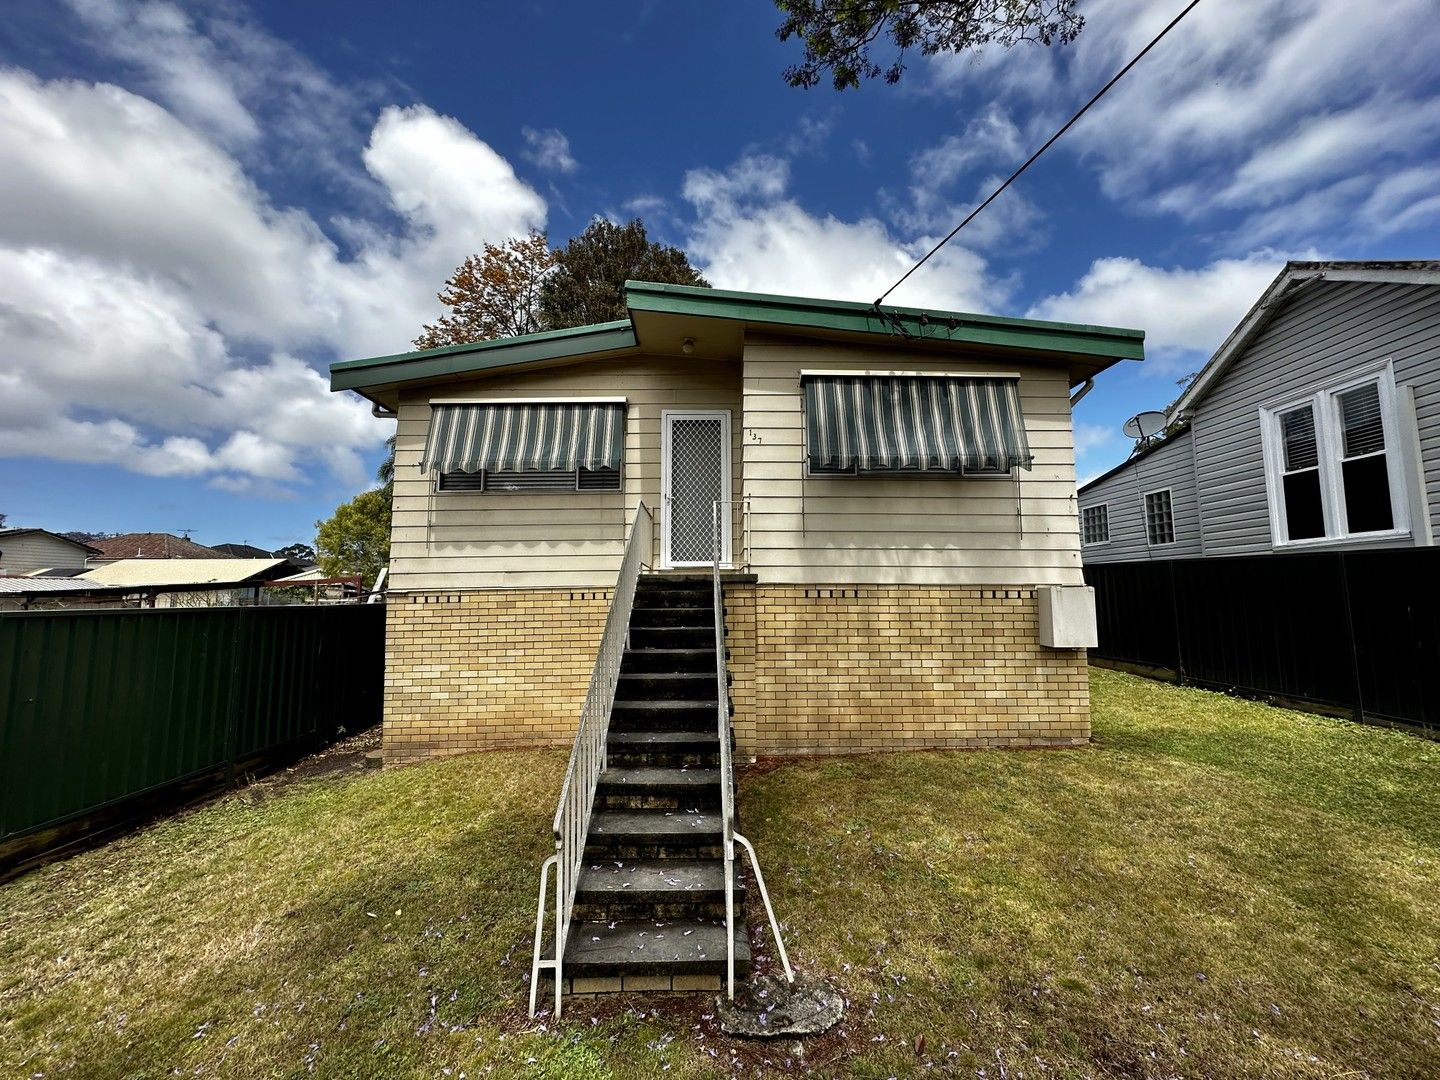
[421,402,625,473]
[803,375,1032,473]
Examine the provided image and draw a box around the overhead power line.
[874,0,1205,309]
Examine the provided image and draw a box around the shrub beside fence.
[0,603,384,871]
[1084,548,1440,734]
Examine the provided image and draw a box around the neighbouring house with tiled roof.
[88,533,229,561]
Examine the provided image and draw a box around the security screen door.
[661,411,731,567]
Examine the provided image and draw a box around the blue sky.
[1,0,1437,548]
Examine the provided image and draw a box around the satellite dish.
[1123,411,1168,440]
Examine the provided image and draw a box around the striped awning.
[803,375,1032,472]
[421,402,624,473]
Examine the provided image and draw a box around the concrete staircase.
[560,574,749,995]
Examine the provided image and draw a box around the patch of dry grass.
[2,669,1438,1078]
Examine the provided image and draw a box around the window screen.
[1144,490,1175,545]
[1082,504,1109,545]
[1278,404,1325,540]
[437,467,621,493]
[1337,382,1393,534]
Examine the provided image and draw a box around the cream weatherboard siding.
[389,355,742,590]
[1077,429,1204,564]
[740,337,1086,586]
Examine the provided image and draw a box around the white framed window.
[1143,489,1175,546]
[1081,503,1110,545]
[436,466,621,493]
[1260,361,1410,547]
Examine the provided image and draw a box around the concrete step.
[563,919,751,978]
[630,625,713,649]
[617,672,717,699]
[629,606,715,629]
[607,729,720,766]
[621,647,717,674]
[632,587,712,608]
[595,767,721,809]
[585,810,723,858]
[570,858,741,921]
[577,859,727,899]
[637,575,711,591]
[611,700,716,731]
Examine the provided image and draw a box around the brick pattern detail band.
[382,584,1088,765]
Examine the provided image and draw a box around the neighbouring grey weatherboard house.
[0,529,99,575]
[330,280,1145,766]
[1079,261,1440,563]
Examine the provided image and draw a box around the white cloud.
[522,126,578,173]
[65,0,260,145]
[62,0,374,196]
[0,62,546,491]
[0,246,376,487]
[924,0,1440,243]
[1027,253,1286,365]
[682,155,1005,311]
[909,109,1023,195]
[1074,423,1115,457]
[1359,166,1440,236]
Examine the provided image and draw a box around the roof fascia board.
[625,280,1145,362]
[330,322,637,393]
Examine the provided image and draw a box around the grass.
[1,668,1437,1078]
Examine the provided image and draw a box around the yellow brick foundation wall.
[384,588,609,765]
[728,584,1089,756]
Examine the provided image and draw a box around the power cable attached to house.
[872,0,1205,313]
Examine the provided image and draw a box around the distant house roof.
[79,559,292,588]
[0,528,101,554]
[1170,260,1440,418]
[332,280,1147,408]
[88,533,228,560]
[212,542,274,558]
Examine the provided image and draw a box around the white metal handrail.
[530,501,654,1018]
[713,500,794,999]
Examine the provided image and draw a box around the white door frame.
[660,409,732,568]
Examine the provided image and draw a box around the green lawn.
[2,669,1438,1078]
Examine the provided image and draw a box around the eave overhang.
[329,281,1146,406]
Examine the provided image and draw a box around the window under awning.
[421,401,625,474]
[803,374,1033,473]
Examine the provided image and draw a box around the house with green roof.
[333,279,1143,1004]
[332,279,1144,766]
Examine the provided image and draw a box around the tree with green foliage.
[275,542,316,564]
[315,487,390,589]
[775,0,1083,89]
[538,218,708,329]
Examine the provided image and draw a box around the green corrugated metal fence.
[0,604,384,858]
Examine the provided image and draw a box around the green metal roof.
[330,281,1144,397]
[329,320,636,393]
[624,280,1145,360]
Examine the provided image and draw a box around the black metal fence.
[1085,549,1440,733]
[1,603,384,871]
